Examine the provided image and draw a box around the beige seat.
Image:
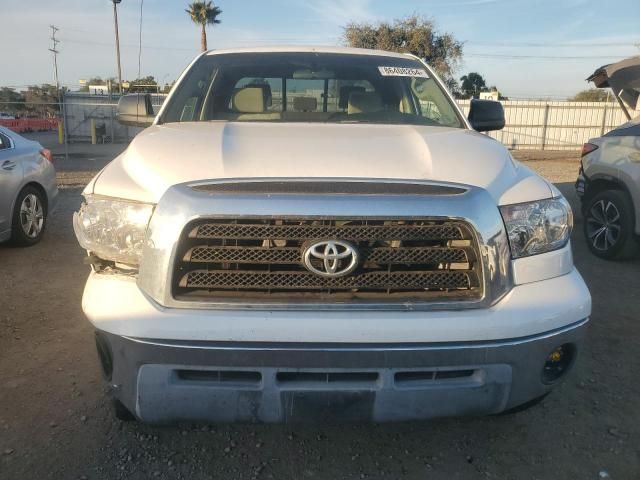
[348,91,383,114]
[339,86,365,110]
[229,87,281,121]
[232,87,267,113]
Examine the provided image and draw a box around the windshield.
[160,52,464,128]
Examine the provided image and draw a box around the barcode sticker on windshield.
[378,66,429,78]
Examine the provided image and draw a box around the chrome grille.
[182,270,471,290]
[173,218,482,302]
[190,223,464,241]
[185,246,467,264]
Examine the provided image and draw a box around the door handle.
[2,160,16,170]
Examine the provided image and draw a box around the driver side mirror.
[116,94,155,127]
[468,99,505,132]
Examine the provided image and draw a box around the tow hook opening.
[95,331,114,381]
[542,343,576,384]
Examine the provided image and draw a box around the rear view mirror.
[116,94,155,127]
[292,69,335,80]
[468,99,505,132]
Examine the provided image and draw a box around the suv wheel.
[10,186,47,246]
[583,190,638,260]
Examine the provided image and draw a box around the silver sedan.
[0,126,58,245]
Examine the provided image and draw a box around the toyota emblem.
[302,240,359,277]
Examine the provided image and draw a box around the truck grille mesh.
[173,218,483,303]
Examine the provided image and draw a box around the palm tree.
[185,1,222,52]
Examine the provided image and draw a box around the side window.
[411,78,442,121]
[162,67,217,123]
[409,77,458,126]
[180,97,199,121]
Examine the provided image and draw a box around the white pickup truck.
[73,46,591,423]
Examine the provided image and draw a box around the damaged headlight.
[73,195,154,265]
[500,197,573,259]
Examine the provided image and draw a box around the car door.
[0,131,24,235]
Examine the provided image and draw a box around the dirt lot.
[1,138,639,479]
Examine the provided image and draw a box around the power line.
[466,53,630,60]
[59,37,195,52]
[465,40,638,48]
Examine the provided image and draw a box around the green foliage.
[569,89,610,102]
[23,85,65,116]
[78,77,115,92]
[186,1,222,26]
[186,1,222,51]
[459,72,486,98]
[0,85,67,117]
[343,15,463,86]
[161,81,175,94]
[127,76,159,93]
[0,87,25,115]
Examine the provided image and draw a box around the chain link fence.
[62,93,167,143]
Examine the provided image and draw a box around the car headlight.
[73,195,154,265]
[499,197,573,259]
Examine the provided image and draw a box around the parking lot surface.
[1,138,639,479]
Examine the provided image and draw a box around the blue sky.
[0,0,638,98]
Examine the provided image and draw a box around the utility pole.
[49,25,69,161]
[49,25,60,93]
[112,0,124,93]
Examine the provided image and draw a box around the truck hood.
[91,122,552,204]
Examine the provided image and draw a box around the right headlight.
[73,195,154,265]
[499,197,573,259]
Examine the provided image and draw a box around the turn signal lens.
[542,344,575,384]
[548,349,563,363]
[40,148,53,163]
[581,143,598,157]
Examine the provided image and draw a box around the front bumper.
[83,267,590,343]
[84,266,590,423]
[99,319,587,423]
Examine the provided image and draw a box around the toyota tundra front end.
[73,47,591,423]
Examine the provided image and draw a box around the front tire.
[583,189,638,260]
[10,186,47,246]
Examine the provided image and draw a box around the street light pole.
[112,0,123,94]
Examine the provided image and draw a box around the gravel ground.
[1,140,639,479]
[513,150,582,183]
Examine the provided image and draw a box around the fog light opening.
[95,331,114,381]
[542,343,575,384]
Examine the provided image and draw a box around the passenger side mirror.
[468,99,505,132]
[116,94,155,127]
